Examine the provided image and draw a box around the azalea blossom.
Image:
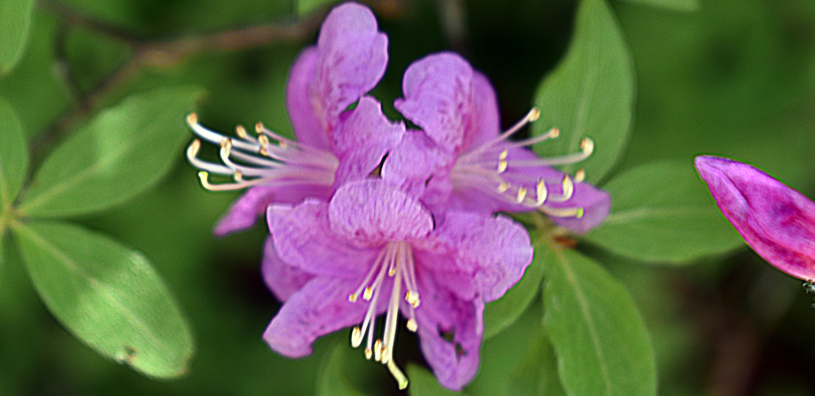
[382,52,610,233]
[263,179,533,390]
[185,2,401,235]
[695,155,815,281]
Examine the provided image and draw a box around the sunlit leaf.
[18,86,204,218]
[407,365,464,396]
[542,249,656,396]
[0,0,35,75]
[12,221,193,378]
[531,0,634,183]
[0,98,27,210]
[483,234,546,339]
[616,0,699,12]
[507,328,565,396]
[585,161,743,263]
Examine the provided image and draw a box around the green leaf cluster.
[0,85,202,379]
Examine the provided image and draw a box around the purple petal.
[428,211,533,302]
[328,179,434,246]
[332,96,404,187]
[261,236,315,302]
[286,47,329,149]
[395,52,474,152]
[263,276,371,357]
[315,3,388,129]
[213,183,333,236]
[463,71,501,151]
[267,200,378,278]
[414,271,484,390]
[695,155,815,281]
[381,130,454,199]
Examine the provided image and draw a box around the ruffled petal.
[213,183,333,236]
[328,179,434,246]
[314,3,388,130]
[429,211,533,302]
[332,96,404,187]
[381,130,454,200]
[463,71,501,151]
[263,276,369,357]
[414,270,484,390]
[286,47,328,149]
[394,52,474,152]
[261,236,315,302]
[267,200,378,278]
[695,155,815,281]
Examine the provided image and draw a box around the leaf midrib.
[604,205,716,225]
[15,223,169,352]
[555,249,614,396]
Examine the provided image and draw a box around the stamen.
[197,171,268,191]
[363,287,373,301]
[374,339,383,362]
[351,326,363,348]
[387,360,409,390]
[406,318,417,332]
[535,179,548,206]
[541,206,584,219]
[497,182,510,193]
[516,187,527,203]
[575,169,586,183]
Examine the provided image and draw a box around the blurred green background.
[1,0,815,395]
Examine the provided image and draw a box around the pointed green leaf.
[584,161,743,263]
[531,0,634,183]
[12,221,193,379]
[407,365,464,396]
[18,86,204,218]
[0,0,35,75]
[0,98,27,210]
[542,249,656,396]
[616,0,699,12]
[507,329,565,396]
[483,234,546,339]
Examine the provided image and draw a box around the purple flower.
[263,179,533,390]
[185,2,401,236]
[381,53,610,233]
[695,155,815,281]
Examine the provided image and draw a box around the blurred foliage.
[0,0,814,395]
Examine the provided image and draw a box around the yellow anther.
[575,169,586,183]
[576,208,584,219]
[549,128,560,138]
[258,135,270,147]
[406,318,418,332]
[388,267,396,277]
[406,291,420,308]
[536,179,548,205]
[365,348,373,360]
[186,113,199,125]
[497,160,508,173]
[220,138,231,149]
[197,171,209,187]
[348,293,358,303]
[379,345,389,364]
[233,170,243,182]
[255,122,264,133]
[374,340,383,362]
[259,147,269,157]
[529,108,541,121]
[235,125,248,139]
[516,187,527,203]
[363,287,373,301]
[497,182,510,193]
[187,139,201,159]
[561,175,574,200]
[580,138,594,155]
[499,149,509,161]
[351,326,362,348]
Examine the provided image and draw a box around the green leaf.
[0,98,26,210]
[483,234,546,339]
[0,0,35,75]
[297,0,340,15]
[531,0,635,183]
[584,161,743,263]
[508,329,565,396]
[17,86,204,218]
[407,365,464,396]
[616,0,699,12]
[12,221,193,379]
[542,249,656,396]
[317,341,368,396]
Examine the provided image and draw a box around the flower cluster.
[186,2,610,390]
